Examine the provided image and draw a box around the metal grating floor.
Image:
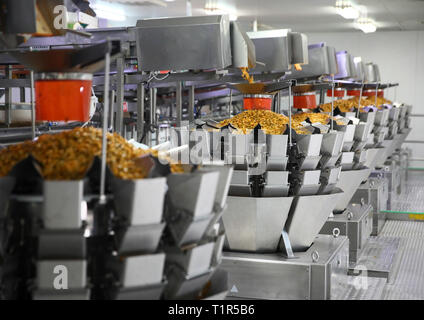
[342,171,424,300]
[391,171,424,213]
[380,221,424,299]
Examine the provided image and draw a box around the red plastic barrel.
[243,94,273,110]
[35,73,93,122]
[363,90,377,97]
[293,93,317,109]
[347,90,361,97]
[327,88,345,98]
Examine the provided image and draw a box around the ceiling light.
[335,0,359,19]
[356,18,377,33]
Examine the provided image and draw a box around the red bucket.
[243,94,273,110]
[293,92,317,109]
[327,88,345,98]
[347,90,361,97]
[35,73,93,122]
[363,89,377,97]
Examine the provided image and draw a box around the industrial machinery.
[0,2,414,300]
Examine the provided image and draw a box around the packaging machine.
[0,4,414,300]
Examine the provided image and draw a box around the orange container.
[327,88,345,98]
[35,73,93,122]
[243,94,273,110]
[293,93,317,109]
[363,89,377,97]
[347,90,361,96]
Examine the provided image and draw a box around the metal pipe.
[176,82,183,127]
[331,75,335,131]
[375,83,379,107]
[5,65,12,126]
[276,90,281,114]
[30,71,35,140]
[357,80,363,118]
[229,88,233,116]
[136,83,145,142]
[99,50,111,204]
[148,87,154,146]
[188,85,195,123]
[288,82,292,147]
[109,90,115,132]
[116,56,124,135]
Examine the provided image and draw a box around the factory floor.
[341,171,424,300]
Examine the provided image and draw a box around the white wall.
[306,31,424,165]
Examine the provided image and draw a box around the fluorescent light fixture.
[356,18,377,33]
[92,3,126,21]
[335,0,359,19]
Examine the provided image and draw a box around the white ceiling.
[91,0,424,32]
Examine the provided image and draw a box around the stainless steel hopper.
[111,177,167,225]
[222,196,294,252]
[166,241,215,278]
[364,147,383,170]
[334,123,356,152]
[108,253,165,289]
[282,188,344,251]
[164,265,214,299]
[166,171,219,246]
[359,111,376,128]
[389,107,401,122]
[266,134,289,171]
[320,131,344,168]
[375,109,390,126]
[291,170,321,196]
[293,134,323,170]
[319,167,342,194]
[333,168,371,212]
[340,152,355,170]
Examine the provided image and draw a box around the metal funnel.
[111,177,167,226]
[108,253,165,288]
[222,196,294,252]
[354,123,372,142]
[164,265,214,299]
[42,180,84,230]
[334,168,371,212]
[283,188,344,252]
[197,165,234,211]
[375,139,396,167]
[340,152,355,170]
[167,171,219,218]
[115,223,166,255]
[389,108,401,121]
[296,134,323,157]
[266,134,289,171]
[321,131,345,157]
[359,112,376,127]
[364,148,383,170]
[166,241,215,278]
[0,177,15,219]
[334,124,356,152]
[375,109,389,126]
